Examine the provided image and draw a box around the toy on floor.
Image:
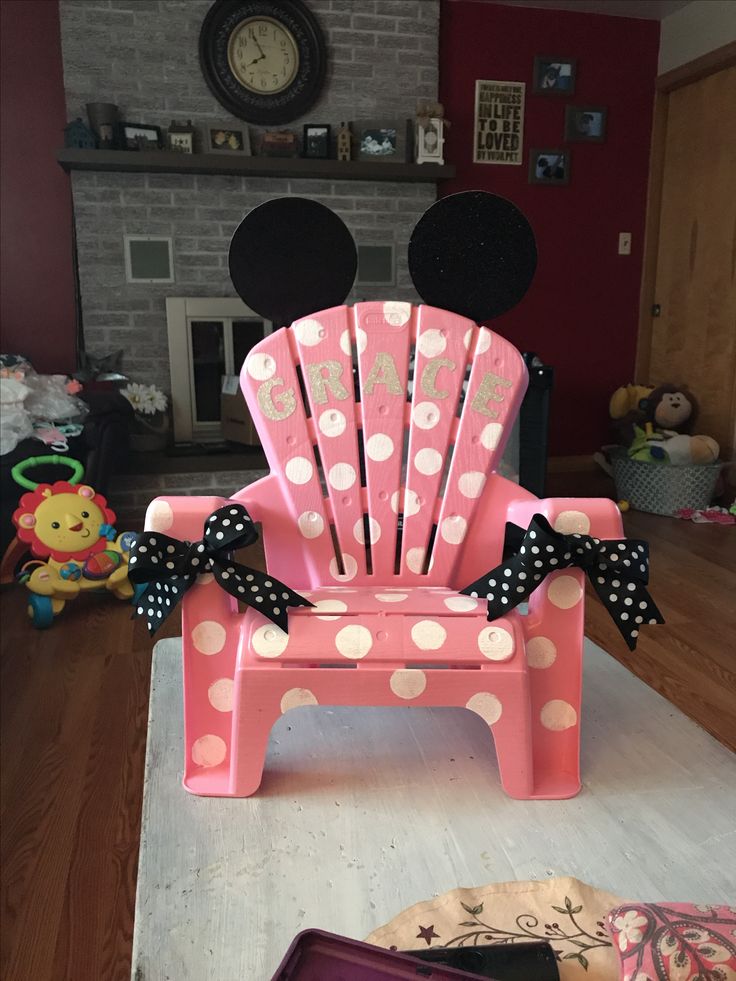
[10,455,140,628]
[627,424,719,465]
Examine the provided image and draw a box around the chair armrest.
[506,496,624,540]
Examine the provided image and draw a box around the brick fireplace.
[59,0,441,394]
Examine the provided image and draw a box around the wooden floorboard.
[0,507,733,980]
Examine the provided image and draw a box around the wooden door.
[647,64,736,457]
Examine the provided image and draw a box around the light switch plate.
[618,232,632,255]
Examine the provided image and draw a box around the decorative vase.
[129,412,169,453]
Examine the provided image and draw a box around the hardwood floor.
[1,510,734,980]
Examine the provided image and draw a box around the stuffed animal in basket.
[10,456,140,628]
[611,382,699,447]
[627,425,719,465]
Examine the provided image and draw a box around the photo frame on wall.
[565,105,607,143]
[533,56,576,95]
[528,148,570,185]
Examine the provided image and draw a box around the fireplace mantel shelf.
[56,148,455,183]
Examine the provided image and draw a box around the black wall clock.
[199,0,327,125]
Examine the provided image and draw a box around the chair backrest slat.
[354,302,414,579]
[241,303,528,587]
[292,305,368,580]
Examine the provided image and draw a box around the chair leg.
[468,680,535,799]
[229,678,280,797]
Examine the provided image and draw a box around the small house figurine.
[336,121,352,162]
[167,119,196,154]
[64,118,97,150]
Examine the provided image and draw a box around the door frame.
[636,40,736,380]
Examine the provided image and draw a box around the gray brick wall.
[60,0,440,391]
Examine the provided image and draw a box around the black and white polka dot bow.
[127,503,313,636]
[460,513,664,650]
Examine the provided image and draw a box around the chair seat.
[243,587,524,666]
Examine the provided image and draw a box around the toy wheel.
[27,593,55,629]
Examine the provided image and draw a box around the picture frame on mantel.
[206,123,251,155]
[356,120,408,163]
[119,122,162,150]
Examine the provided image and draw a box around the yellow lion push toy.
[11,456,141,628]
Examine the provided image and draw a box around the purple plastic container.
[270,929,490,980]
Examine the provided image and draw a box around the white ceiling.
[483,0,692,20]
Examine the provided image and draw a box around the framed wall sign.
[473,80,525,165]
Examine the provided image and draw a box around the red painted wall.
[439,0,659,454]
[1,0,77,373]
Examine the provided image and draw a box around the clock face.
[227,17,299,94]
[200,0,326,125]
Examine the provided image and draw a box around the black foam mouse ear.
[229,197,357,326]
[408,191,537,323]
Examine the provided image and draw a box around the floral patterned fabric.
[368,876,625,979]
[607,903,736,981]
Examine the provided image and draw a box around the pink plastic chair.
[145,300,623,799]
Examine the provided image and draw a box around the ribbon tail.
[460,556,535,621]
[212,558,313,633]
[588,573,665,651]
[133,574,195,636]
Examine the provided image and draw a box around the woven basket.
[612,452,721,516]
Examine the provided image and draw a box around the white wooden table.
[131,638,736,980]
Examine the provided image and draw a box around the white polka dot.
[554,510,591,535]
[391,489,421,516]
[440,514,467,545]
[463,327,474,350]
[294,318,325,346]
[366,433,394,461]
[480,422,503,451]
[476,328,492,354]
[376,592,408,603]
[192,734,227,767]
[339,329,352,356]
[251,624,289,658]
[145,499,174,533]
[466,692,503,726]
[411,619,446,650]
[458,471,486,499]
[318,409,346,438]
[245,352,276,381]
[285,456,313,485]
[208,678,234,712]
[329,553,358,581]
[313,599,348,620]
[406,547,426,574]
[353,517,380,544]
[356,327,368,354]
[192,620,227,655]
[526,636,557,669]
[383,300,411,326]
[414,447,443,476]
[541,700,578,731]
[412,401,441,430]
[417,328,446,358]
[478,626,514,660]
[280,687,318,713]
[547,575,583,609]
[444,595,478,612]
[335,624,373,659]
[297,510,324,539]
[390,669,427,699]
[328,462,356,490]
